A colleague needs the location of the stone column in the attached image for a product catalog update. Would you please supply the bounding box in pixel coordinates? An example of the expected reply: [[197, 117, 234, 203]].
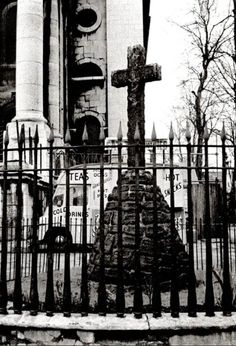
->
[[8, 0, 50, 168], [15, 0, 45, 123], [59, 1, 65, 140], [49, 0, 63, 146]]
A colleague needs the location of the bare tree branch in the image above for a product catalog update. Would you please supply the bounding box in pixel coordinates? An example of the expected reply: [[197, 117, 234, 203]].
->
[[175, 0, 232, 179]]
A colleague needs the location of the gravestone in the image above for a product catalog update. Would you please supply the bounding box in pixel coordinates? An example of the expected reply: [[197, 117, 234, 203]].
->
[[88, 45, 189, 289]]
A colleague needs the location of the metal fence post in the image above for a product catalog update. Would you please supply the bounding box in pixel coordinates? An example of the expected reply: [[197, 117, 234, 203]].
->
[[133, 122, 143, 319], [151, 123, 162, 317], [221, 123, 232, 315], [186, 122, 197, 317], [30, 125, 39, 315], [0, 127, 9, 314], [204, 126, 215, 317], [169, 123, 180, 318], [13, 124, 24, 314], [116, 122, 125, 317], [45, 127, 55, 316], [63, 128, 72, 317], [81, 124, 89, 316], [29, 127, 33, 165], [98, 126, 106, 316]]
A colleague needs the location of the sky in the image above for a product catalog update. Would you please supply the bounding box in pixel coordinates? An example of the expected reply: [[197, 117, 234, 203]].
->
[[145, 0, 232, 139], [145, 0, 192, 138]]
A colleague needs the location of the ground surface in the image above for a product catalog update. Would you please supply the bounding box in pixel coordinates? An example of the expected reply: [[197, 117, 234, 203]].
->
[[6, 267, 235, 313]]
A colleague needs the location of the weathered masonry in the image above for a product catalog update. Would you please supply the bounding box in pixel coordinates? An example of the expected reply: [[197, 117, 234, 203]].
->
[[0, 0, 151, 153]]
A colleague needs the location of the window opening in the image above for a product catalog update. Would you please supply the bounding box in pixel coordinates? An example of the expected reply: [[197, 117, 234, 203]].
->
[[77, 9, 97, 28], [76, 5, 101, 33], [71, 63, 104, 83], [5, 5, 16, 64]]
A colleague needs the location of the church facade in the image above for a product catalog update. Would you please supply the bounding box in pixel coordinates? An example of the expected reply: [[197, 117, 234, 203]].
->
[[0, 0, 150, 157]]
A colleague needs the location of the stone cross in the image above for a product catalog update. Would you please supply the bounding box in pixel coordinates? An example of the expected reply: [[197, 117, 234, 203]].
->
[[111, 45, 161, 167]]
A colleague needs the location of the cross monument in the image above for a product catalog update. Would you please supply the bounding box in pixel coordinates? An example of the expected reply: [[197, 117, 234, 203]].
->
[[112, 45, 162, 167]]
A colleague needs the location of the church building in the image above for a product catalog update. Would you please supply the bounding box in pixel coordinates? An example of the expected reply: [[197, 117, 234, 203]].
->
[[0, 0, 151, 159]]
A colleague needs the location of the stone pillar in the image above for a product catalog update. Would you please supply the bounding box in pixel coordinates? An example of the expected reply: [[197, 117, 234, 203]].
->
[[15, 0, 45, 123], [59, 1, 65, 140], [8, 0, 50, 168], [49, 0, 63, 146]]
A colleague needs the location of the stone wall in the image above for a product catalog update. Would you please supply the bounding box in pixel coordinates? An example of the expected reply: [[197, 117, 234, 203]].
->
[[72, 0, 107, 131], [106, 0, 144, 138]]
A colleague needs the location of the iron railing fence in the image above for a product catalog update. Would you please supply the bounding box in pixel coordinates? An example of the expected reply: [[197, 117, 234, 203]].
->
[[3, 219, 236, 281], [0, 124, 235, 317]]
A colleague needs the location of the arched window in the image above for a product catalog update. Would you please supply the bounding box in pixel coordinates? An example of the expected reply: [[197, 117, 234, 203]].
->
[[71, 62, 104, 87], [74, 63, 103, 78], [73, 116, 101, 146], [0, 2, 17, 65], [70, 115, 103, 163]]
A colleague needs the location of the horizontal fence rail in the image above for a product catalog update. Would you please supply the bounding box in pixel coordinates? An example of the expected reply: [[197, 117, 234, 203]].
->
[[0, 124, 235, 318]]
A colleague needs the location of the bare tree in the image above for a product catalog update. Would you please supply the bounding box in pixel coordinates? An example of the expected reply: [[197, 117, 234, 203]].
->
[[177, 0, 232, 179], [212, 0, 236, 219]]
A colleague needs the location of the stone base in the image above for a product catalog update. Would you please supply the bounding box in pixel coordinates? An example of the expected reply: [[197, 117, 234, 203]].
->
[[0, 312, 235, 345], [89, 170, 189, 289]]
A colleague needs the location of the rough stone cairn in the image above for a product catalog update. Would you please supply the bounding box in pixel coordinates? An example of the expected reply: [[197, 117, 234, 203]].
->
[[89, 170, 189, 289]]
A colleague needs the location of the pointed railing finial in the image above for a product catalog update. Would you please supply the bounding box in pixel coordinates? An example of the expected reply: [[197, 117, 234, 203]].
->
[[20, 124, 25, 144], [34, 125, 39, 146], [4, 125, 9, 146], [99, 125, 105, 142], [186, 121, 191, 141], [117, 121, 123, 142], [169, 122, 174, 140], [65, 126, 71, 144], [82, 123, 88, 143], [203, 125, 209, 140], [48, 125, 54, 143], [134, 122, 140, 141], [221, 122, 226, 141], [151, 123, 157, 142]]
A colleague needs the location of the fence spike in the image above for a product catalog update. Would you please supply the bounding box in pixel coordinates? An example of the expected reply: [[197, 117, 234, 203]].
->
[[221, 122, 226, 141], [4, 126, 9, 146], [48, 126, 54, 143], [34, 125, 39, 146], [99, 125, 105, 142], [186, 121, 191, 141], [151, 123, 157, 141], [169, 122, 174, 140], [20, 124, 25, 144], [203, 125, 209, 140], [82, 123, 88, 143], [65, 126, 71, 144], [16, 120, 20, 144], [117, 121, 123, 141]]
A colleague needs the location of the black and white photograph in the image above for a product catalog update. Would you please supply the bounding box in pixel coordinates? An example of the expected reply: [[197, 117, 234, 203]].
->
[[0, 0, 235, 345]]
